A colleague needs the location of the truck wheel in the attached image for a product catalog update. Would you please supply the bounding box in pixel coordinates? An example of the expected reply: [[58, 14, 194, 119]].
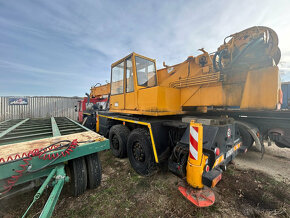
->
[[127, 128, 157, 176], [85, 153, 102, 189], [238, 126, 254, 148], [109, 125, 130, 158], [68, 157, 88, 196]]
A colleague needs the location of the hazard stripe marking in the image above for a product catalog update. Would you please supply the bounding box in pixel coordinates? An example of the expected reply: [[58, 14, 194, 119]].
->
[[189, 126, 199, 160]]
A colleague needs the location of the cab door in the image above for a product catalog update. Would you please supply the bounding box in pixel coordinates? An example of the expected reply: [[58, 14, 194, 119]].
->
[[124, 56, 137, 110]]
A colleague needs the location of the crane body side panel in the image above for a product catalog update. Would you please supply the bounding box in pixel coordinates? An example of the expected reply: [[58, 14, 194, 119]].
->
[[110, 86, 181, 116], [240, 66, 279, 109]]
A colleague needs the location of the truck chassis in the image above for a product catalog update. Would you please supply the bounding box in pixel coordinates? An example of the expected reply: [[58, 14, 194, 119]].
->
[[97, 111, 246, 206]]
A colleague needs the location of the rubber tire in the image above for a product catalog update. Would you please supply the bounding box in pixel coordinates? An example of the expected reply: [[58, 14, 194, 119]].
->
[[238, 125, 254, 148], [109, 125, 130, 158], [68, 157, 88, 197], [85, 153, 102, 189], [127, 128, 157, 176]]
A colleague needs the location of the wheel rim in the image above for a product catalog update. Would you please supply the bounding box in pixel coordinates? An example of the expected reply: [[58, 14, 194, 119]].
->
[[132, 142, 145, 162], [112, 135, 119, 150]]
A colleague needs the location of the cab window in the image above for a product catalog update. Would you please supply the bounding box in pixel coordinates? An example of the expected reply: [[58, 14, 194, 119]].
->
[[111, 61, 124, 95], [126, 58, 134, 92], [135, 56, 157, 87]]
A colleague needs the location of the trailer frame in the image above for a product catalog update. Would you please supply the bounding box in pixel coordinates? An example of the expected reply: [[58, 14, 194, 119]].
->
[[0, 117, 110, 217]]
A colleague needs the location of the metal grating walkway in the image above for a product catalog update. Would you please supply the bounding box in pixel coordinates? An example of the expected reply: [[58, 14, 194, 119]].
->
[[0, 117, 89, 146]]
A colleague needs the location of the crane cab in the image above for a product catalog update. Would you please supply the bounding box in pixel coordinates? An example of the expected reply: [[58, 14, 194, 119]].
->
[[109, 52, 181, 116]]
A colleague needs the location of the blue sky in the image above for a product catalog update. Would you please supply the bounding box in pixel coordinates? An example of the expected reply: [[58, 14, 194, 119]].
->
[[0, 0, 290, 96]]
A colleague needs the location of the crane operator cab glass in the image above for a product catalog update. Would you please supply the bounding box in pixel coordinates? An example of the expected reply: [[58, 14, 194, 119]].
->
[[110, 54, 157, 97], [111, 61, 124, 95], [135, 56, 157, 88], [110, 53, 181, 115]]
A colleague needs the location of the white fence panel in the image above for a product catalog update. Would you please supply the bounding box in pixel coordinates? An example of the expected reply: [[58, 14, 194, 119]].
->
[[0, 96, 82, 121]]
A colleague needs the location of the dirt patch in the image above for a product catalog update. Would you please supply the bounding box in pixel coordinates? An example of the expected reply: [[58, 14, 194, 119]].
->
[[235, 145, 290, 184], [0, 151, 289, 218], [216, 165, 290, 217]]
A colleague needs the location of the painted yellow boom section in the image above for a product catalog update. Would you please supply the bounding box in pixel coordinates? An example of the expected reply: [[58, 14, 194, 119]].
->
[[90, 83, 110, 98]]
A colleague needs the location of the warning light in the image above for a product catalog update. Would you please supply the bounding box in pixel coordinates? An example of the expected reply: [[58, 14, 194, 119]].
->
[[215, 148, 220, 156], [205, 165, 210, 172]]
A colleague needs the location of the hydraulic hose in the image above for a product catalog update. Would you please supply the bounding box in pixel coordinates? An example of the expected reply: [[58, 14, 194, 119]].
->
[[213, 37, 263, 72]]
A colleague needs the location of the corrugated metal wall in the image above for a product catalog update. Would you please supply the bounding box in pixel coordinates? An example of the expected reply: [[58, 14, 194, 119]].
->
[[0, 96, 82, 122]]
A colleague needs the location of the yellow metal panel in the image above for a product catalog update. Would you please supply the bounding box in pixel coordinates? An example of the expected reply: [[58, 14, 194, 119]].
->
[[110, 94, 124, 110], [186, 158, 206, 188], [222, 83, 243, 106], [156, 67, 169, 85], [137, 86, 180, 113], [159, 61, 190, 87], [110, 86, 181, 116], [125, 92, 137, 110], [157, 87, 181, 111], [96, 114, 100, 132], [137, 87, 158, 111], [240, 66, 279, 109], [181, 84, 224, 107]]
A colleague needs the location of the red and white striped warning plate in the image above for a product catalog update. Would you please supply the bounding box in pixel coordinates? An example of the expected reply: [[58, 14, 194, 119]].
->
[[189, 126, 199, 160]]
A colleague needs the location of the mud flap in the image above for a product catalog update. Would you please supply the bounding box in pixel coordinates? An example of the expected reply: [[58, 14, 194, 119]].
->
[[178, 185, 215, 207], [235, 121, 264, 158]]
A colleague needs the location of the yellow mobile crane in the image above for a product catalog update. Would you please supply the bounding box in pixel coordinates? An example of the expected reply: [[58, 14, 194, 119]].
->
[[96, 26, 282, 207]]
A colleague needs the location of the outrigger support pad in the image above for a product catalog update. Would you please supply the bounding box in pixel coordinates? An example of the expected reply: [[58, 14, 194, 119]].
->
[[178, 185, 215, 207]]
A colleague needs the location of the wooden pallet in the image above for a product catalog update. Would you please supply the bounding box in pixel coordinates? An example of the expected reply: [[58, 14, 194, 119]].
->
[[0, 130, 105, 161]]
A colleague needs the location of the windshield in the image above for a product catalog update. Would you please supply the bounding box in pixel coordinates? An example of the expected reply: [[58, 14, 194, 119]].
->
[[111, 61, 124, 95], [135, 56, 157, 87]]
